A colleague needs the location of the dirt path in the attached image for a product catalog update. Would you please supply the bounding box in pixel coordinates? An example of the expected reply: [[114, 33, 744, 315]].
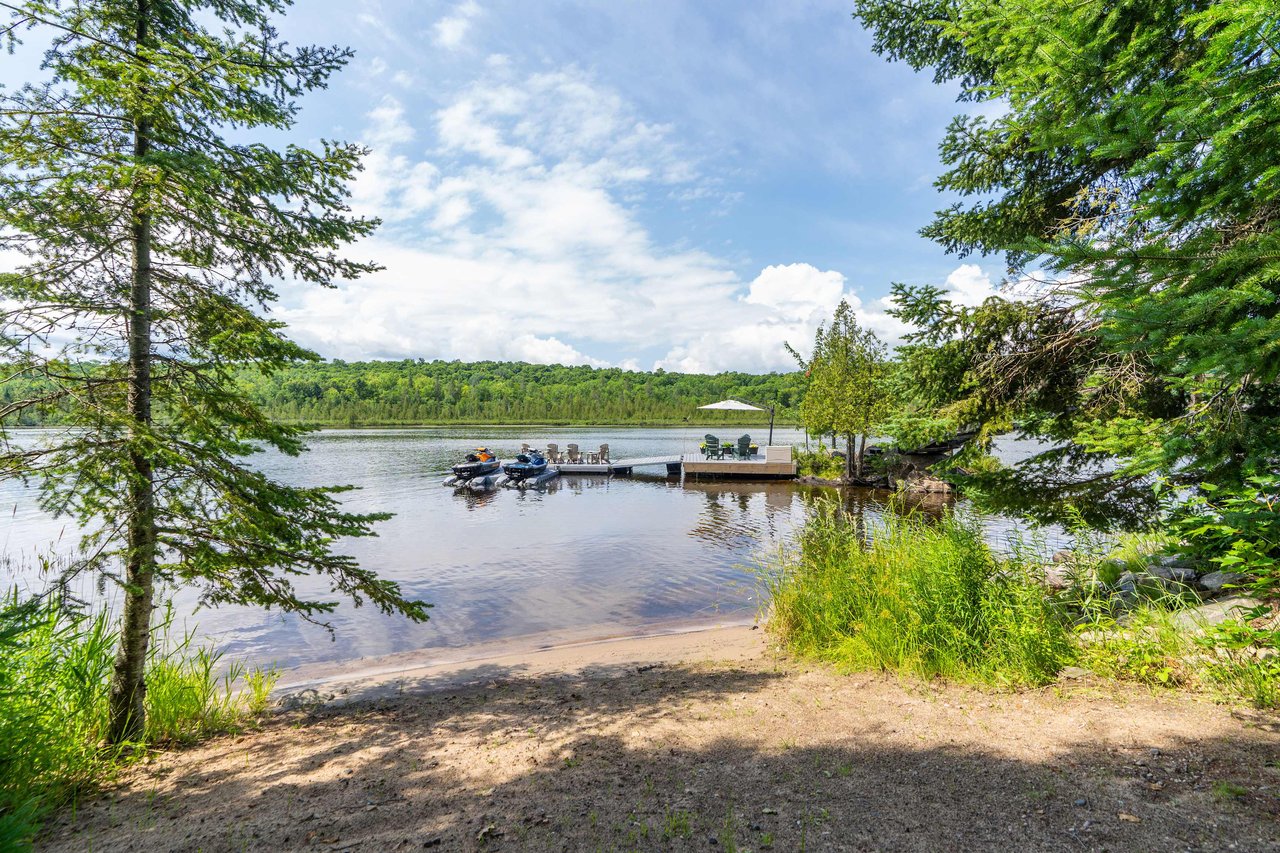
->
[[42, 628, 1280, 851]]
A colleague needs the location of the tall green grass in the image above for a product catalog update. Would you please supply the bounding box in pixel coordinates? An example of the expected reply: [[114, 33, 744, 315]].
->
[[0, 591, 279, 847], [764, 502, 1073, 686]]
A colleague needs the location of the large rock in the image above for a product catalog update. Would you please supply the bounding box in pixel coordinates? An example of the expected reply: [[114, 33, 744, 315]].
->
[[1199, 571, 1247, 593], [1043, 564, 1072, 590], [900, 469, 954, 494], [1116, 571, 1139, 589]]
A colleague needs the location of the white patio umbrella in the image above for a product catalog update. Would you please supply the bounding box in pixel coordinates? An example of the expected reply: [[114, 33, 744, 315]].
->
[[697, 398, 775, 446]]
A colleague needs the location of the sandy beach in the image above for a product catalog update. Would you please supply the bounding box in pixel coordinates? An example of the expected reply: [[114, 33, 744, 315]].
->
[[42, 625, 1280, 851]]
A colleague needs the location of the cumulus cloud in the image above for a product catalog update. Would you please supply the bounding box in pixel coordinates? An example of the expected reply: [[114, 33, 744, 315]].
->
[[277, 66, 997, 374], [941, 263, 999, 306], [745, 263, 848, 320], [433, 0, 482, 50]]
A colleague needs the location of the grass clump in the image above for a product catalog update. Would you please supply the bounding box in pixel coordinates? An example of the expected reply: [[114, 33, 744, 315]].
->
[[0, 591, 279, 848], [792, 445, 846, 480], [765, 501, 1072, 687]]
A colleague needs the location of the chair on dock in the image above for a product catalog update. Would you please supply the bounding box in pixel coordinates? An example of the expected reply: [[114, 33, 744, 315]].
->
[[736, 434, 752, 460], [597, 443, 609, 463], [520, 443, 530, 454], [704, 434, 723, 459], [546, 443, 560, 463], [566, 443, 581, 463]]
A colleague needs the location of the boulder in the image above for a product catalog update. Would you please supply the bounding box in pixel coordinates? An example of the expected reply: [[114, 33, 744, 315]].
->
[[1150, 553, 1194, 570], [1199, 571, 1247, 594], [1168, 567, 1198, 586], [1043, 565, 1072, 590], [900, 469, 954, 495]]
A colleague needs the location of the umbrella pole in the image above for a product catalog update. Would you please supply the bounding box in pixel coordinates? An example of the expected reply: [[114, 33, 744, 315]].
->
[[768, 407, 774, 446]]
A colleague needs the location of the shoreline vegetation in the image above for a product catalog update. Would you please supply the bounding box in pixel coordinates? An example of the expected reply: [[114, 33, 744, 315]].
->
[[0, 594, 280, 846]]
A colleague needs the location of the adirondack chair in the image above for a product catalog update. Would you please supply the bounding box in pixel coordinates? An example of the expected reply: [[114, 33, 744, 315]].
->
[[546, 443, 560, 463], [566, 443, 581, 463], [597, 443, 609, 463], [704, 434, 723, 459], [736, 434, 753, 459]]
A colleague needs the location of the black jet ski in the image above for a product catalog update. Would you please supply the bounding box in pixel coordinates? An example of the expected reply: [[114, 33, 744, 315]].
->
[[503, 451, 548, 482], [452, 447, 500, 480]]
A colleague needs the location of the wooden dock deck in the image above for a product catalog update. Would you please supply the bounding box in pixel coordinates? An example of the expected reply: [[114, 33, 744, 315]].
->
[[552, 450, 796, 480], [680, 452, 796, 479], [556, 456, 681, 476]]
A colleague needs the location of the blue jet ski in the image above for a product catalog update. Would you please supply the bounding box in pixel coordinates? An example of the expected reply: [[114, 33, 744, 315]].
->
[[452, 447, 500, 480], [502, 451, 548, 482]]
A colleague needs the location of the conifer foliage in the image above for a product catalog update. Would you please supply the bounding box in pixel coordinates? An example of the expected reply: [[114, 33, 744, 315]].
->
[[0, 0, 428, 742], [856, 0, 1280, 525]]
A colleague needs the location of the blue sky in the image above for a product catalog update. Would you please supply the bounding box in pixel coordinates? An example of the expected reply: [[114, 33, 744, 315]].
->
[[5, 0, 1007, 373]]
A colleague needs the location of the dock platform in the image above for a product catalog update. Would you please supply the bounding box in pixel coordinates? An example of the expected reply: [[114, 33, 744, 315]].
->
[[680, 452, 796, 480], [556, 456, 682, 476], [551, 448, 796, 480]]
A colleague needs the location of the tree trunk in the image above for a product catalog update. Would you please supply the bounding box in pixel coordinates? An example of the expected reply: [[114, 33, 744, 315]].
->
[[845, 432, 854, 480], [856, 433, 867, 480], [108, 0, 156, 745]]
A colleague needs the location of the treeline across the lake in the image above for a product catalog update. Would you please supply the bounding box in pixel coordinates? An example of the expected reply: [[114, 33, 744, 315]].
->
[[242, 360, 805, 425], [1, 360, 807, 427]]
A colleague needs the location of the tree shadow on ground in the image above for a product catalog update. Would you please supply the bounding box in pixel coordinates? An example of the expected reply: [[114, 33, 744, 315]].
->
[[42, 660, 1280, 852]]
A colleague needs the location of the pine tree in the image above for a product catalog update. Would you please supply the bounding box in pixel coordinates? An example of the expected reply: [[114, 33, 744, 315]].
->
[[0, 0, 429, 743]]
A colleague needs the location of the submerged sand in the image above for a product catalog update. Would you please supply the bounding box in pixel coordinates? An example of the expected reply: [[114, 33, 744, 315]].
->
[[42, 626, 1280, 851]]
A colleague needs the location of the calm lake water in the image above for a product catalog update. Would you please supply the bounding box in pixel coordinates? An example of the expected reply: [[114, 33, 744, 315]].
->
[[0, 426, 1057, 670]]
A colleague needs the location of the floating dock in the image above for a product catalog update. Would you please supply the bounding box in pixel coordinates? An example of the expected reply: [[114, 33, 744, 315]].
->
[[553, 448, 796, 480], [680, 452, 796, 480], [556, 456, 683, 476]]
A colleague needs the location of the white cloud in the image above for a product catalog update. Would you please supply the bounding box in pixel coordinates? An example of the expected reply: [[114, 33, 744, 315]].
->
[[942, 263, 999, 307], [745, 263, 848, 320], [277, 67, 925, 374], [433, 0, 482, 50], [365, 96, 415, 148]]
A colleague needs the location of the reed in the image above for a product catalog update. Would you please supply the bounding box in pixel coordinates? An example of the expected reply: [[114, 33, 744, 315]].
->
[[0, 590, 278, 847], [764, 501, 1073, 686]]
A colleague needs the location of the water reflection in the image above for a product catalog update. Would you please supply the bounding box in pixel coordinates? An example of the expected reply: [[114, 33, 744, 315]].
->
[[684, 481, 800, 551], [1, 426, 1062, 668], [454, 487, 505, 509]]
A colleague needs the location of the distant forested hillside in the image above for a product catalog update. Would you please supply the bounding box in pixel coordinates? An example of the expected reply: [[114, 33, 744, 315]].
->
[[240, 360, 804, 425], [1, 360, 805, 426]]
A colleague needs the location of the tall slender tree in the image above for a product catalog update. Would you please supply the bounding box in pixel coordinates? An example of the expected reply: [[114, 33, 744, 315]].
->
[[0, 0, 429, 743]]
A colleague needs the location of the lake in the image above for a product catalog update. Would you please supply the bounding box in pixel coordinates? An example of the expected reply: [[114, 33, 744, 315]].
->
[[0, 426, 1055, 670]]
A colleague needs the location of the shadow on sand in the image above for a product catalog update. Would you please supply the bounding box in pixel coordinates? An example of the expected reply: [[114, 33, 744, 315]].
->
[[43, 660, 1280, 852]]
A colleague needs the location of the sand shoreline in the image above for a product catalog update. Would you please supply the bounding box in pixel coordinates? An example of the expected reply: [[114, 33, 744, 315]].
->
[[274, 618, 766, 705], [45, 628, 1280, 852]]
